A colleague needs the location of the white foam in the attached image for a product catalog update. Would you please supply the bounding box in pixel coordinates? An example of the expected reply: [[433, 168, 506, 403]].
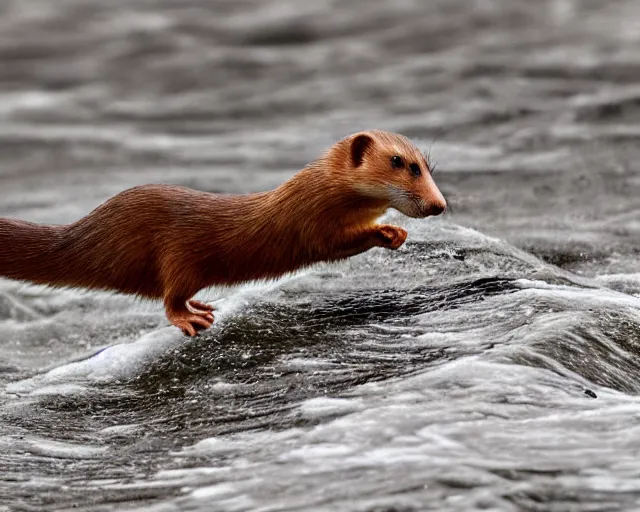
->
[[191, 483, 240, 500], [515, 279, 640, 308], [283, 442, 355, 460], [98, 424, 144, 437], [6, 277, 301, 394], [6, 327, 179, 393], [155, 467, 231, 482], [184, 437, 241, 456], [297, 397, 365, 420], [28, 384, 88, 396], [22, 438, 108, 459], [177, 429, 302, 458]]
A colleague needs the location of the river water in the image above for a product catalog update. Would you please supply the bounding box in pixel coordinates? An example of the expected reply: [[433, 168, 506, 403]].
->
[[2, 1, 640, 510]]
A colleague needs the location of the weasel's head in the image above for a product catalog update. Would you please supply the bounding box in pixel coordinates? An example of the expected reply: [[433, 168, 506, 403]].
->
[[339, 130, 447, 219]]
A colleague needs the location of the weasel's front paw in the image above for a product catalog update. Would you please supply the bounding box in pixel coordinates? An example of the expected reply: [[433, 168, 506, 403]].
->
[[375, 225, 408, 250]]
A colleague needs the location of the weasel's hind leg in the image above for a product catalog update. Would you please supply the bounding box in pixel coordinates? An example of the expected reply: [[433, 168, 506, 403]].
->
[[165, 295, 215, 337], [187, 299, 215, 315]]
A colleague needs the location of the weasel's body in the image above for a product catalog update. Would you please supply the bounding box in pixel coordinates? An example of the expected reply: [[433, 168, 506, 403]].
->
[[0, 130, 446, 335]]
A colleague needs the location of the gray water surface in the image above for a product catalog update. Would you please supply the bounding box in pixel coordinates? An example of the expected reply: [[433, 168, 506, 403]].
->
[[2, 1, 640, 511]]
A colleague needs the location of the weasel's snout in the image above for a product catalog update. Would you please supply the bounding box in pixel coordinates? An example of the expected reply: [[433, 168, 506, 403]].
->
[[388, 185, 447, 219], [423, 198, 446, 217]]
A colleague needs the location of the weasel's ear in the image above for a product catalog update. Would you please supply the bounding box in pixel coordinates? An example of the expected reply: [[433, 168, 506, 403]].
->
[[350, 133, 374, 168]]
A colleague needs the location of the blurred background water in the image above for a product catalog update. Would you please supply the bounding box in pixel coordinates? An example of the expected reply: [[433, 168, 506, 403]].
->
[[2, 0, 640, 510]]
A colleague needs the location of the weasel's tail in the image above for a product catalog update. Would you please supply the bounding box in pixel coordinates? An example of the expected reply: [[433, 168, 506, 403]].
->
[[0, 218, 67, 287]]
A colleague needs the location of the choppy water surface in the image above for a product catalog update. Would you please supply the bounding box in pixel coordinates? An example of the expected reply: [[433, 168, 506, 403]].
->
[[2, 1, 640, 510]]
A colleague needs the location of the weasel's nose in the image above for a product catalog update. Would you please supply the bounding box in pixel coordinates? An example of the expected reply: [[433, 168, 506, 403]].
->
[[425, 199, 446, 217]]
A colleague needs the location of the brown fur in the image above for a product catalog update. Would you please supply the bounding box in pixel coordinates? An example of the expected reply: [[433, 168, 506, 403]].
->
[[0, 130, 446, 336]]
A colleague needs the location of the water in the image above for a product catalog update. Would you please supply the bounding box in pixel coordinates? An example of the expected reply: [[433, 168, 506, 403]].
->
[[2, 0, 640, 510]]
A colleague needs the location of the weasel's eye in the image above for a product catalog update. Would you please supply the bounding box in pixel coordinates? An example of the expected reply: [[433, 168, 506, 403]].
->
[[409, 163, 421, 177], [391, 155, 404, 168]]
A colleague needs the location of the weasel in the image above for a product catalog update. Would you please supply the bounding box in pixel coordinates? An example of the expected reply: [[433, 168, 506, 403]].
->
[[0, 130, 447, 336]]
